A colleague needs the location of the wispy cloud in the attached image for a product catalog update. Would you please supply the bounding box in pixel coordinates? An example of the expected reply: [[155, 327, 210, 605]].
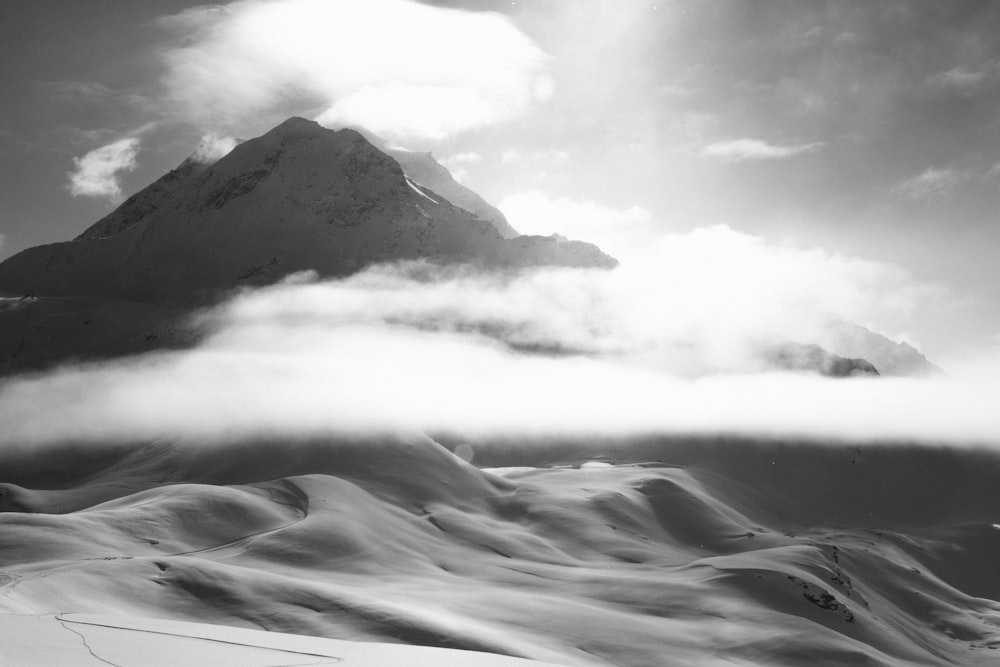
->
[[441, 152, 482, 166], [926, 67, 988, 96], [158, 0, 550, 141], [983, 160, 1000, 180], [67, 137, 141, 201], [37, 80, 153, 114], [439, 152, 482, 183], [702, 138, 823, 162], [190, 134, 240, 164], [500, 148, 571, 165], [897, 167, 962, 200]]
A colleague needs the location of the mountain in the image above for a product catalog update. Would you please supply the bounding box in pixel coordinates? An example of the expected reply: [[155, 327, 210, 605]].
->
[[74, 156, 210, 242], [763, 341, 880, 378], [353, 129, 518, 239], [387, 148, 518, 238], [0, 118, 935, 379], [823, 321, 944, 377], [0, 117, 613, 305], [0, 117, 617, 373]]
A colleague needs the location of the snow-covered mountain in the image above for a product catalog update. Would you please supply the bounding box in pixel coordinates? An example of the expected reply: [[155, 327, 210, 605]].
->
[[0, 118, 939, 378], [0, 117, 613, 304]]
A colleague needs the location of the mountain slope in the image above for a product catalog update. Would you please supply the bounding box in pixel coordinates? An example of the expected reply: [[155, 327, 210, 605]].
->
[[352, 127, 518, 238], [75, 157, 209, 241], [0, 118, 613, 304], [824, 322, 943, 377], [2, 434, 999, 665], [386, 147, 519, 238]]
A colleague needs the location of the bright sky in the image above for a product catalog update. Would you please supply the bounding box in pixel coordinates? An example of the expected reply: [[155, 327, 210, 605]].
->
[[2, 0, 999, 359]]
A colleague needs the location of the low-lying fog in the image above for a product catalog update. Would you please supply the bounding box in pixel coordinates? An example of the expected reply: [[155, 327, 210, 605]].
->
[[2, 226, 997, 448]]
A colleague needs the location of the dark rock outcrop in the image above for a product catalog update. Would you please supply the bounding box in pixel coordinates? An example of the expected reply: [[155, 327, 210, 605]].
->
[[764, 342, 880, 378]]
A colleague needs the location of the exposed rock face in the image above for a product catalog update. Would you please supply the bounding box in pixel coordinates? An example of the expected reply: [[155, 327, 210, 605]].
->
[[0, 117, 614, 305], [764, 342, 880, 378]]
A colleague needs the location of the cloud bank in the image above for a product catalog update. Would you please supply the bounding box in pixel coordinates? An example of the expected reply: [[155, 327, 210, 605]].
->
[[67, 137, 141, 201], [158, 0, 550, 141], [2, 227, 979, 449]]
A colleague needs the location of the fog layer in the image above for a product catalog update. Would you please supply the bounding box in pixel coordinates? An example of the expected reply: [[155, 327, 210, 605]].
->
[[2, 227, 996, 447]]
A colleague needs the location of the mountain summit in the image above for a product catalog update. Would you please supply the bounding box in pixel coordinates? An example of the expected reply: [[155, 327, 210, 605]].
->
[[0, 117, 614, 304]]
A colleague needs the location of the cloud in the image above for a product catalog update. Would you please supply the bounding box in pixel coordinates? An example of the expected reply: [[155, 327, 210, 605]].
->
[[190, 134, 241, 164], [441, 152, 482, 166], [499, 191, 653, 258], [500, 148, 571, 165], [158, 0, 549, 141], [0, 225, 960, 448], [67, 137, 141, 201], [897, 167, 962, 199], [439, 152, 482, 183], [926, 67, 987, 95], [702, 138, 823, 162], [37, 80, 154, 115]]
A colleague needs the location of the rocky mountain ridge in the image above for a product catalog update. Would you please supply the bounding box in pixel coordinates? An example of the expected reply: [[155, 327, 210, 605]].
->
[[0, 117, 613, 305]]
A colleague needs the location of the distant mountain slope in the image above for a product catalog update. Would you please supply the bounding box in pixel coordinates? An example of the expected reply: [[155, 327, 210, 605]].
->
[[0, 118, 613, 304], [824, 322, 943, 377], [353, 127, 518, 238], [386, 147, 519, 238]]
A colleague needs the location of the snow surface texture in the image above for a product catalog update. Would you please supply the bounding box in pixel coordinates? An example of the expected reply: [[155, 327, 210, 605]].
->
[[2, 434, 999, 666], [0, 613, 555, 666]]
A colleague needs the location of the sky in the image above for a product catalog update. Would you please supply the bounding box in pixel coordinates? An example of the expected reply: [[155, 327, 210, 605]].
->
[[2, 0, 1000, 359]]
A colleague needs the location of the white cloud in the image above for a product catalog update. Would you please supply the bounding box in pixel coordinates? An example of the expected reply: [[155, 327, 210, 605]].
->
[[159, 0, 549, 141], [702, 138, 823, 162], [190, 134, 240, 164], [500, 148, 571, 165], [499, 191, 653, 257], [0, 248, 981, 449], [927, 67, 987, 95], [898, 167, 962, 199], [67, 137, 141, 201], [441, 152, 482, 166], [500, 148, 522, 164], [439, 152, 482, 183]]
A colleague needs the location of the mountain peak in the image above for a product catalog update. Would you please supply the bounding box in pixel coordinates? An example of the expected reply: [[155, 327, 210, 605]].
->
[[269, 115, 324, 135], [0, 117, 616, 304], [262, 117, 370, 149]]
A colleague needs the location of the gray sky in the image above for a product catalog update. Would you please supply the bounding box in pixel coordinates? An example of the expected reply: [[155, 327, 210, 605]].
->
[[2, 0, 999, 358]]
